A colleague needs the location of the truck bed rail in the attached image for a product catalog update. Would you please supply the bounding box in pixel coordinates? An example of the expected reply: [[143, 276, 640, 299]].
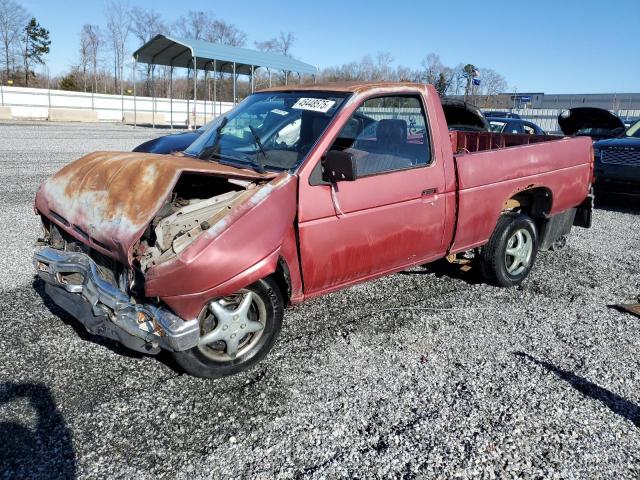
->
[[450, 131, 562, 155]]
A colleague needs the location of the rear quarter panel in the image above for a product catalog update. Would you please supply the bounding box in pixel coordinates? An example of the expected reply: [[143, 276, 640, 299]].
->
[[451, 136, 593, 253]]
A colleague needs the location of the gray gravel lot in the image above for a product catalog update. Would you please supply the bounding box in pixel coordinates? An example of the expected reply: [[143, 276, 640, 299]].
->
[[0, 120, 639, 479]]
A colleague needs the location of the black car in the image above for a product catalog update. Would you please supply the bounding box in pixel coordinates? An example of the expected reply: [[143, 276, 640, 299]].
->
[[132, 118, 222, 154], [593, 118, 640, 196], [484, 110, 522, 119], [557, 107, 625, 141], [488, 118, 546, 135]]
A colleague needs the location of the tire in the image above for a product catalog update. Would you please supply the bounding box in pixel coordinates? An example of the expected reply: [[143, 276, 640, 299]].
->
[[172, 277, 283, 379], [479, 212, 538, 287]]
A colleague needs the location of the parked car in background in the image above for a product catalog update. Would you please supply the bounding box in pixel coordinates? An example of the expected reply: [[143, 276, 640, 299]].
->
[[593, 118, 640, 196], [441, 99, 490, 131], [33, 82, 594, 379], [133, 123, 212, 154], [558, 107, 625, 141], [622, 117, 640, 128], [488, 118, 546, 135], [484, 111, 521, 119]]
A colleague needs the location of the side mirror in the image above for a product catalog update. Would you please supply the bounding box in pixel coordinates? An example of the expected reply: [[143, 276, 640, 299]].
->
[[322, 150, 357, 183]]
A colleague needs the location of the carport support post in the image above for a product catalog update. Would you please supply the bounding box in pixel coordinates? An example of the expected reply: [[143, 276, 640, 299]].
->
[[133, 56, 137, 127], [151, 64, 155, 129], [213, 60, 217, 118], [169, 66, 173, 130], [268, 69, 272, 88], [204, 68, 208, 122], [251, 65, 254, 93], [193, 56, 198, 128], [233, 62, 237, 105]]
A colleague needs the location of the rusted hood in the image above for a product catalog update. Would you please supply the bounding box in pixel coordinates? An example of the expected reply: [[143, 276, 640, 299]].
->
[[35, 151, 276, 263]]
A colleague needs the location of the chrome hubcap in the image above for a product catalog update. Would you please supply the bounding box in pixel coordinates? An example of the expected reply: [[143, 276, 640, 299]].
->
[[197, 290, 265, 361], [505, 228, 533, 276]]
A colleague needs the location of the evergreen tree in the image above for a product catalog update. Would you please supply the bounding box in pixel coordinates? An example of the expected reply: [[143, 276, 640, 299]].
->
[[22, 17, 50, 86]]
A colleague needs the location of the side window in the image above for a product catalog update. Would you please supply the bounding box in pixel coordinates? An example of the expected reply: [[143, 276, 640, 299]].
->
[[507, 122, 522, 134], [522, 123, 536, 135], [330, 96, 431, 177]]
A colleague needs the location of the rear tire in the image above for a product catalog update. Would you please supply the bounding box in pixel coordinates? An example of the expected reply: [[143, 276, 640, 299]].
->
[[479, 213, 538, 287], [172, 277, 283, 379]]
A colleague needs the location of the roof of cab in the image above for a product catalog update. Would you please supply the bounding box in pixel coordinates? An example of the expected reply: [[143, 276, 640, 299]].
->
[[259, 81, 429, 94]]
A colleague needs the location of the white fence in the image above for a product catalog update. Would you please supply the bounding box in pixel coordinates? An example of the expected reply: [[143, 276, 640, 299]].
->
[[0, 85, 233, 126]]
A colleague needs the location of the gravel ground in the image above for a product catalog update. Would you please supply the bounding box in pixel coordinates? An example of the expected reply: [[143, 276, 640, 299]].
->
[[0, 120, 639, 479]]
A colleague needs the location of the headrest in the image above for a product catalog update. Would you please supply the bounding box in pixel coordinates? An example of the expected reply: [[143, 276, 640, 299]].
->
[[376, 119, 407, 145], [311, 116, 331, 139]]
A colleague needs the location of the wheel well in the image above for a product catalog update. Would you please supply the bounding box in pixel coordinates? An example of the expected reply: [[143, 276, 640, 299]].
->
[[502, 187, 553, 229], [270, 257, 292, 306]]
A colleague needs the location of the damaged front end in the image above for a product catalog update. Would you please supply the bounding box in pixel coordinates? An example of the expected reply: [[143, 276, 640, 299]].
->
[[134, 174, 261, 272], [33, 151, 296, 354], [34, 246, 199, 353]]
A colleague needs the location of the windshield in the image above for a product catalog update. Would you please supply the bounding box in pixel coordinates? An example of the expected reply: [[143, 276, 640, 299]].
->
[[185, 91, 350, 171], [625, 119, 640, 138], [490, 121, 507, 133]]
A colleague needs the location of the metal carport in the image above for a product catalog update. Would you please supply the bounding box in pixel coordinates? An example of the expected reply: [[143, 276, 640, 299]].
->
[[132, 34, 318, 128]]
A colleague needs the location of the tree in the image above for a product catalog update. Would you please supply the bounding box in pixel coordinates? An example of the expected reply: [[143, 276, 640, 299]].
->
[[421, 53, 443, 84], [81, 24, 102, 94], [105, 1, 131, 94], [79, 26, 92, 91], [434, 72, 449, 96], [0, 0, 28, 83], [255, 31, 295, 83], [59, 70, 80, 91], [22, 17, 50, 86], [130, 7, 165, 96], [174, 11, 210, 40], [462, 64, 476, 99], [375, 52, 394, 80], [255, 31, 294, 56], [205, 20, 246, 46], [478, 68, 507, 96], [130, 7, 165, 43]]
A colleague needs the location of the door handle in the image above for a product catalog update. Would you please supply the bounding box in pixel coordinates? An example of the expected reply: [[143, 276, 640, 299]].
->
[[421, 188, 437, 196]]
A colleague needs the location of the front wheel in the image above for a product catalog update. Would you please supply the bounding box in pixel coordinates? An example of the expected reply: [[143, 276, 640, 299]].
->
[[479, 213, 538, 287], [172, 277, 283, 379]]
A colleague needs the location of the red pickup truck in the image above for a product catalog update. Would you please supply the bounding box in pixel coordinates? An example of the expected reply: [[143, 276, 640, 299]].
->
[[33, 82, 594, 378]]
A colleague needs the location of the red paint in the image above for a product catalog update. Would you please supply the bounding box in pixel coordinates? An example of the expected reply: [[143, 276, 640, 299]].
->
[[36, 82, 594, 322]]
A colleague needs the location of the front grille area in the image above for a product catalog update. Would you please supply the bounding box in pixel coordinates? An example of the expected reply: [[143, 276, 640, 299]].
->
[[600, 148, 640, 166], [47, 221, 126, 290], [91, 249, 123, 288]]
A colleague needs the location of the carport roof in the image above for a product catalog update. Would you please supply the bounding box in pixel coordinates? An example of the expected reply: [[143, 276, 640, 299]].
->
[[132, 34, 318, 75]]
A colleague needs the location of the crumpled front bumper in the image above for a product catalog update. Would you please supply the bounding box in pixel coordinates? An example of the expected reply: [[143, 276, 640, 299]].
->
[[33, 247, 200, 354]]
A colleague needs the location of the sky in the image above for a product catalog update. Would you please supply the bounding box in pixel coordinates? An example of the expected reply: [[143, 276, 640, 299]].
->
[[18, 0, 640, 94]]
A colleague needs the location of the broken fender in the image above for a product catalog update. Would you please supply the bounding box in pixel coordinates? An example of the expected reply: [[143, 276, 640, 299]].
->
[[144, 173, 298, 301]]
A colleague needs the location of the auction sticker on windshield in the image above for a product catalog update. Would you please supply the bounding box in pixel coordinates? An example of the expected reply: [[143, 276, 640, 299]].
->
[[292, 98, 336, 113]]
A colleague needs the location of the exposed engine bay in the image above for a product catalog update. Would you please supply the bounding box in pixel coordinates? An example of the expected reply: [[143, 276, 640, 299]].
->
[[134, 173, 265, 271]]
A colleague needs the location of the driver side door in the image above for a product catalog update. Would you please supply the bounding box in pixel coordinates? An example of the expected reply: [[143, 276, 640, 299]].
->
[[297, 94, 447, 295]]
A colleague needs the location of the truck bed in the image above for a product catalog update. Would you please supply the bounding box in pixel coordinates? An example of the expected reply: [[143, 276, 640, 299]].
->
[[450, 130, 561, 155], [448, 134, 594, 254]]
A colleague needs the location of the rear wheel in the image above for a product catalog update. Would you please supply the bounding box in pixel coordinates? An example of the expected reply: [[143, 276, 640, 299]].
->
[[173, 277, 283, 379], [479, 213, 538, 287]]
